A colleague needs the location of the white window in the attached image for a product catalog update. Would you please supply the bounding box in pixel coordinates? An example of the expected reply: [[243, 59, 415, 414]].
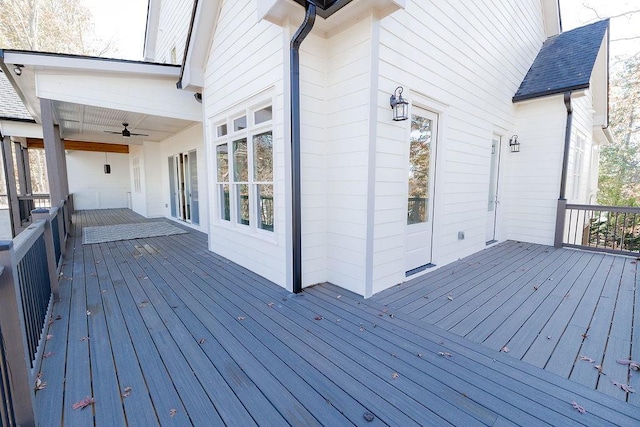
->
[[132, 156, 142, 193], [214, 103, 273, 232], [570, 132, 586, 200]]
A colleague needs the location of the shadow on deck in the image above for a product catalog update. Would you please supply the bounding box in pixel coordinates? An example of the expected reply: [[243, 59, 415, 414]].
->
[[36, 210, 640, 426]]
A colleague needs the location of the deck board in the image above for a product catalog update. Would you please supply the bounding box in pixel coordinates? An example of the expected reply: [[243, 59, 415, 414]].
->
[[33, 209, 640, 426]]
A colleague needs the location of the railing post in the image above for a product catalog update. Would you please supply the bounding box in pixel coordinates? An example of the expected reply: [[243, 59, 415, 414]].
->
[[56, 203, 66, 256], [554, 199, 567, 248], [31, 210, 60, 302], [0, 241, 37, 427]]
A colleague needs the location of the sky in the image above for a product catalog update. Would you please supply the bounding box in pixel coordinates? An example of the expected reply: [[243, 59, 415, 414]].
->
[[560, 0, 640, 62], [83, 0, 148, 60]]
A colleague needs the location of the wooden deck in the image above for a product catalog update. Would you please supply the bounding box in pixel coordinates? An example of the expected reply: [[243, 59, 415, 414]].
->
[[35, 210, 640, 426], [372, 240, 640, 406]]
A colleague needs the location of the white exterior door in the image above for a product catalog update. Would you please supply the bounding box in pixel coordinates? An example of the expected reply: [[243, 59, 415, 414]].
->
[[486, 136, 501, 243], [405, 108, 438, 274]]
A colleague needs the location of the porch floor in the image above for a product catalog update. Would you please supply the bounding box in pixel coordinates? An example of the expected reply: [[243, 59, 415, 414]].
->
[[372, 240, 640, 406], [35, 210, 639, 426]]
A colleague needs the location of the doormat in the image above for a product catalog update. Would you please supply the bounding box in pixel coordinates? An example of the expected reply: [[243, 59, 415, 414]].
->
[[83, 222, 188, 245]]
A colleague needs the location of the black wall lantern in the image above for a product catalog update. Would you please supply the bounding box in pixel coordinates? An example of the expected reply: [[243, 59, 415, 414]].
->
[[509, 135, 520, 153], [104, 152, 111, 174], [390, 86, 409, 121]]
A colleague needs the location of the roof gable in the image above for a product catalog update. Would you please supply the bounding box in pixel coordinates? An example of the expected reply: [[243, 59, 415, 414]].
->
[[513, 19, 609, 102]]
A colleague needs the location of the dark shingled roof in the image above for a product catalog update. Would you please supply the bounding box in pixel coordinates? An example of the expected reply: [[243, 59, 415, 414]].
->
[[513, 19, 609, 102], [0, 71, 33, 121]]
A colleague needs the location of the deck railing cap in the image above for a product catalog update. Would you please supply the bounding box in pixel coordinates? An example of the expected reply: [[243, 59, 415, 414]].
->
[[0, 240, 13, 251]]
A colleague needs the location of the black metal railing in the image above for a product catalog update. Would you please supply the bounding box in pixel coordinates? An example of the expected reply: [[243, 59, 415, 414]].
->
[[564, 204, 640, 255], [0, 204, 67, 426]]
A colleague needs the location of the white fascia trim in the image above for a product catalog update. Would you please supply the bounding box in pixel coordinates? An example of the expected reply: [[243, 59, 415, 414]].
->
[[144, 0, 162, 61], [180, 0, 221, 91], [2, 51, 180, 77]]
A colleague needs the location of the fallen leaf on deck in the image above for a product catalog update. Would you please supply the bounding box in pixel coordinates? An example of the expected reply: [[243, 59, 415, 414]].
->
[[314, 316, 323, 321], [336, 295, 342, 299], [417, 353, 424, 358], [547, 336, 552, 340], [122, 386, 132, 398], [578, 355, 595, 363], [582, 333, 589, 339], [447, 295, 454, 301], [363, 411, 375, 422], [43, 352, 55, 359], [198, 338, 206, 344], [571, 401, 586, 414], [80, 336, 89, 341], [500, 346, 510, 353], [35, 376, 46, 391], [267, 302, 274, 307], [46, 334, 53, 341], [237, 316, 246, 321], [612, 381, 635, 393], [138, 301, 148, 308], [55, 315, 62, 320], [359, 326, 365, 332], [617, 359, 640, 370], [72, 397, 95, 410], [391, 372, 399, 379], [169, 409, 177, 417], [438, 352, 452, 357], [86, 310, 91, 316], [101, 290, 107, 293], [533, 286, 539, 291], [594, 365, 604, 373]]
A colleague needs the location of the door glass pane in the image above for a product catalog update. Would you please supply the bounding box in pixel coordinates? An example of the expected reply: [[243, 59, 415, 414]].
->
[[219, 184, 230, 221], [407, 114, 432, 224], [257, 184, 274, 232], [236, 184, 250, 225], [216, 144, 228, 182], [168, 157, 176, 217], [253, 132, 273, 182], [217, 124, 227, 137], [488, 139, 499, 211], [189, 150, 199, 225], [233, 139, 248, 182]]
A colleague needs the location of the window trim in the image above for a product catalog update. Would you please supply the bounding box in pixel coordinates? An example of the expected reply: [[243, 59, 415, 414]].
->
[[212, 100, 275, 236]]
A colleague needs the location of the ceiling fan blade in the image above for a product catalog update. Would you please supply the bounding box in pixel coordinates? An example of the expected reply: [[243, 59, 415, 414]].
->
[[104, 131, 122, 134], [130, 132, 149, 136]]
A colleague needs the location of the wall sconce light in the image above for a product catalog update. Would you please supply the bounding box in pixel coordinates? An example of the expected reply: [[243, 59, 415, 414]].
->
[[13, 64, 24, 76], [390, 86, 409, 121], [104, 152, 111, 174], [509, 135, 520, 153]]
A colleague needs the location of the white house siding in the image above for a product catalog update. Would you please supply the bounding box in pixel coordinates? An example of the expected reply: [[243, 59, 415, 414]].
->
[[153, 0, 195, 64], [505, 96, 566, 245], [370, 0, 547, 293], [159, 124, 209, 233], [204, 0, 288, 287], [323, 18, 373, 294], [567, 91, 596, 204], [66, 151, 131, 210]]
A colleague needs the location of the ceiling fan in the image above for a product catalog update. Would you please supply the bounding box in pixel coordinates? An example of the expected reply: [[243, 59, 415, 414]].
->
[[104, 123, 149, 138]]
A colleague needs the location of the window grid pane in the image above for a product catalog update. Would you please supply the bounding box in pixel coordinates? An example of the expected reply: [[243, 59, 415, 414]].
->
[[407, 114, 431, 225], [257, 184, 274, 231], [216, 144, 229, 182], [236, 184, 250, 225], [219, 184, 230, 221], [233, 139, 248, 182], [253, 132, 273, 182]]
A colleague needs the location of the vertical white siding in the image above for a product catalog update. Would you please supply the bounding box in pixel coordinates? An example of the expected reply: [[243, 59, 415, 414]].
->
[[371, 0, 547, 293], [204, 0, 288, 287], [159, 124, 209, 233], [66, 151, 131, 210]]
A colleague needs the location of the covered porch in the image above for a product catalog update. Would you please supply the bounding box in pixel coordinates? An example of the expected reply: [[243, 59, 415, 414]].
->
[[20, 209, 640, 425]]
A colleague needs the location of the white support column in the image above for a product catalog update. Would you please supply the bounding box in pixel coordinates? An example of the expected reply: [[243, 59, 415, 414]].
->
[[2, 136, 21, 236], [40, 99, 67, 208]]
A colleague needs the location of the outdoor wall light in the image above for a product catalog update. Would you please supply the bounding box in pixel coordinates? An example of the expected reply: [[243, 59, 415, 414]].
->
[[13, 64, 24, 76], [390, 86, 409, 121], [509, 135, 520, 153], [104, 152, 111, 174]]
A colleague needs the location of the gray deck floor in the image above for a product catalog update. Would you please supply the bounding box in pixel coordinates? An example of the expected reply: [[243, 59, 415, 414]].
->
[[372, 240, 640, 406], [34, 210, 640, 426]]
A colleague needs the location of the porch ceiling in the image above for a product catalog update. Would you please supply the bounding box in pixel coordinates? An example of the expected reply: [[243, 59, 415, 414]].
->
[[52, 101, 195, 144], [0, 50, 201, 144]]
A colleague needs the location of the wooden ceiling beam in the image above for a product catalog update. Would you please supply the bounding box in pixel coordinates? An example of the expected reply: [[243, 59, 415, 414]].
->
[[26, 138, 129, 154]]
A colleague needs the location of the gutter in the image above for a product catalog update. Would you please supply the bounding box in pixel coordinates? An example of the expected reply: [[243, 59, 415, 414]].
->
[[290, 0, 316, 294], [554, 91, 573, 248]]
